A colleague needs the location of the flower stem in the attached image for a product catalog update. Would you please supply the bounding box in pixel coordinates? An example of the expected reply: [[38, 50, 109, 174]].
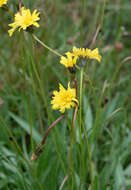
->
[[80, 0, 85, 45], [32, 34, 62, 57], [19, 0, 22, 15], [68, 106, 78, 188], [30, 115, 65, 161], [28, 35, 51, 120], [79, 68, 84, 145], [82, 122, 94, 189], [100, 0, 107, 28]]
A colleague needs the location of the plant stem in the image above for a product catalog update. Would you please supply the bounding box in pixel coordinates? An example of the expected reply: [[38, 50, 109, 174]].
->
[[80, 0, 85, 45], [41, 115, 65, 145], [100, 0, 107, 28], [19, 0, 22, 15], [33, 34, 62, 57], [30, 115, 65, 161], [30, 56, 50, 115], [23, 34, 51, 121], [68, 106, 78, 188], [27, 98, 34, 152], [79, 0, 85, 145], [79, 68, 84, 145], [82, 122, 94, 189]]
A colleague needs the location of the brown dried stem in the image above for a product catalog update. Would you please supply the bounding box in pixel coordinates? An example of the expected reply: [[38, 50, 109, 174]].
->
[[30, 115, 65, 161], [19, 0, 22, 15]]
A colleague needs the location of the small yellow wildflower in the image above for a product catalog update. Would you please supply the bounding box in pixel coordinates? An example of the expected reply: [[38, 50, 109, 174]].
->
[[72, 46, 87, 58], [51, 82, 78, 113], [86, 48, 102, 62], [72, 46, 102, 62], [60, 46, 101, 68], [60, 52, 77, 68], [8, 7, 40, 37], [0, 0, 7, 7]]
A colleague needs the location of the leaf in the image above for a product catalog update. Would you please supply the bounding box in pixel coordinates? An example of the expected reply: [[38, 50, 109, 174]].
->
[[8, 112, 42, 143], [115, 160, 125, 189], [124, 165, 131, 177], [75, 172, 80, 187]]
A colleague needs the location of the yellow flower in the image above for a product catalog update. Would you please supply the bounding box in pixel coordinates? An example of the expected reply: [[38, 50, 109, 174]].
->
[[0, 0, 7, 7], [8, 7, 40, 37], [60, 52, 77, 68], [86, 48, 102, 62], [72, 46, 87, 58], [51, 82, 78, 113], [60, 47, 101, 68], [72, 46, 102, 62]]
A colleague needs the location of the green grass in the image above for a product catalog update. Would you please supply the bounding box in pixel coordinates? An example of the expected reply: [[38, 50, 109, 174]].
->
[[0, 0, 131, 189]]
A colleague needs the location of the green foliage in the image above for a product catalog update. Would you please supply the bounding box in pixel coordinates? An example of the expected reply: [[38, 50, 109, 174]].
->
[[0, 0, 131, 190]]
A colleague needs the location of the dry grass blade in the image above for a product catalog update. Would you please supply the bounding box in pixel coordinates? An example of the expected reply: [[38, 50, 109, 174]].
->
[[59, 175, 69, 190]]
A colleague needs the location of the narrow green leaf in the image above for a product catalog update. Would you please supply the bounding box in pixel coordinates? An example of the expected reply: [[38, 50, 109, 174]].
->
[[8, 112, 42, 143]]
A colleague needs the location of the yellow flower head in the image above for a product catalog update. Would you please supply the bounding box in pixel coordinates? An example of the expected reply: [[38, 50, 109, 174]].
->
[[51, 82, 78, 113], [60, 52, 77, 68], [0, 0, 7, 7], [72, 47, 87, 58], [72, 46, 102, 62], [86, 48, 102, 62], [60, 46, 102, 68], [8, 7, 40, 37]]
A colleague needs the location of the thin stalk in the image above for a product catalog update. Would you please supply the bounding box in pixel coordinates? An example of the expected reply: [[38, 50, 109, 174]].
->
[[32, 34, 62, 57], [30, 115, 65, 161], [68, 106, 78, 189], [22, 34, 50, 119], [79, 67, 85, 187], [59, 175, 69, 190], [80, 0, 86, 45], [82, 122, 94, 189], [79, 0, 85, 147], [30, 114, 67, 175], [79, 68, 84, 145], [30, 35, 45, 135], [19, 0, 22, 15], [30, 57, 50, 116], [26, 98, 34, 152], [100, 0, 107, 28], [41, 115, 65, 145], [28, 66, 44, 135]]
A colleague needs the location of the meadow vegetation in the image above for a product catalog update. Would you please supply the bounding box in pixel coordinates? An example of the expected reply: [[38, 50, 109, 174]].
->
[[0, 0, 131, 189]]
